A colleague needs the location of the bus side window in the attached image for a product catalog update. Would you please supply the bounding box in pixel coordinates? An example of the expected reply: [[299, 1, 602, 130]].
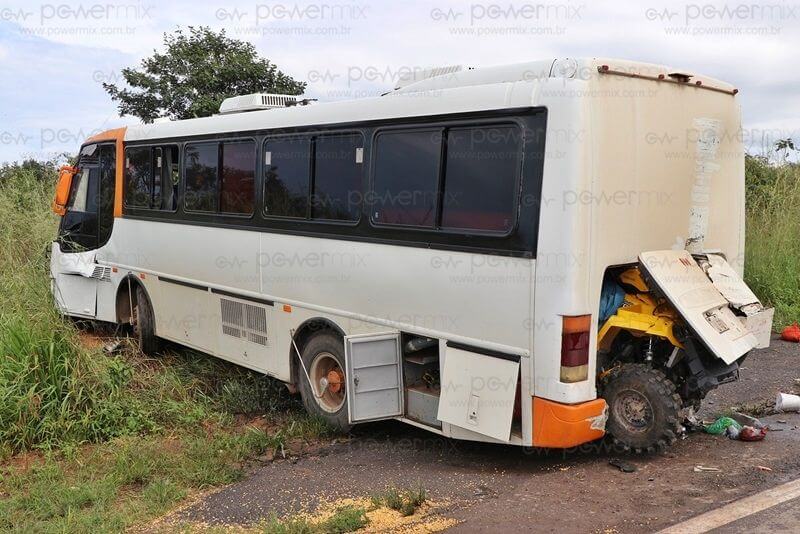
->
[[440, 126, 520, 233], [220, 141, 256, 215], [312, 134, 362, 222], [263, 137, 311, 218], [371, 129, 441, 227], [184, 143, 220, 212], [124, 147, 152, 208]]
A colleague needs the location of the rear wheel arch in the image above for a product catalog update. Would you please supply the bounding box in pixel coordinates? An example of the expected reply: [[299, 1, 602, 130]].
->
[[289, 318, 346, 388]]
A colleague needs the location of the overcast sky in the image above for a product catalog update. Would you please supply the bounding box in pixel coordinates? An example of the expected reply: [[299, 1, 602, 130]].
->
[[0, 0, 798, 163]]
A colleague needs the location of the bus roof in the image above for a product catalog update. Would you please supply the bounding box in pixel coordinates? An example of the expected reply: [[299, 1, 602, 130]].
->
[[122, 57, 735, 143]]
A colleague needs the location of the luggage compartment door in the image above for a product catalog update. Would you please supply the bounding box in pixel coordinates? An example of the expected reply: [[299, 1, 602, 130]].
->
[[345, 332, 404, 423], [437, 343, 520, 442]]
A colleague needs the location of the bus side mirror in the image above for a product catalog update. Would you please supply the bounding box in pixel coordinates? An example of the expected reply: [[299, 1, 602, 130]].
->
[[52, 165, 77, 216]]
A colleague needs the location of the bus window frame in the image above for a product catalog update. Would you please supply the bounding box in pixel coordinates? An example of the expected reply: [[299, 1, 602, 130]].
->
[[118, 108, 546, 260], [183, 136, 257, 220], [261, 129, 365, 227], [123, 143, 181, 213], [367, 118, 524, 239]]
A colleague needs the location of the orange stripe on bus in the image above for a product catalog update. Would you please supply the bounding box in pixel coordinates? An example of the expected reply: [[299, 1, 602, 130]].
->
[[86, 127, 127, 217]]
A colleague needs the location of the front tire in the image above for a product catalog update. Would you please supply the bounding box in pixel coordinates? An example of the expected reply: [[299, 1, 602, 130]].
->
[[601, 363, 682, 453], [297, 333, 351, 432], [133, 285, 159, 355]]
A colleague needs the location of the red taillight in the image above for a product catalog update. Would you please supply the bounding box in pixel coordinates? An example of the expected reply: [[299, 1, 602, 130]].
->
[[560, 315, 591, 383]]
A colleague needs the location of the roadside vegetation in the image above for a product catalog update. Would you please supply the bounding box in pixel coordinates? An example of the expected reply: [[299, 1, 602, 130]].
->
[[0, 149, 797, 531], [0, 161, 332, 531], [743, 155, 800, 328]]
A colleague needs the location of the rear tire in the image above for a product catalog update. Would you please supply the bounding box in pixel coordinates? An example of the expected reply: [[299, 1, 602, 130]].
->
[[601, 363, 682, 453], [133, 285, 159, 355], [297, 333, 351, 432]]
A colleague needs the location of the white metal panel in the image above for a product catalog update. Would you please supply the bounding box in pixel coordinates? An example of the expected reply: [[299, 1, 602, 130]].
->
[[50, 243, 97, 317], [52, 274, 96, 317], [532, 58, 744, 405], [640, 250, 757, 364], [345, 333, 403, 423], [437, 346, 519, 442], [156, 281, 217, 354]]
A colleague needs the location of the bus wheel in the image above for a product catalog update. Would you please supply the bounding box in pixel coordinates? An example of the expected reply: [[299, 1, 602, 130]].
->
[[133, 285, 160, 355], [298, 333, 351, 432], [601, 363, 681, 453]]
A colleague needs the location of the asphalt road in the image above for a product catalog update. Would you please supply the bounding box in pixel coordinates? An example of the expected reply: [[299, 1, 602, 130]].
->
[[166, 338, 800, 533]]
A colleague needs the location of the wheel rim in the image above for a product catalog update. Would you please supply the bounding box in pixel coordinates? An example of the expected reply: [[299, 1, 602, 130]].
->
[[308, 351, 346, 413], [612, 389, 654, 433]]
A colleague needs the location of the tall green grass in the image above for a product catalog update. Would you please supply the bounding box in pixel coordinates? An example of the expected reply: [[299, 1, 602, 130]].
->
[[0, 161, 320, 456], [0, 164, 142, 454], [743, 156, 800, 328]]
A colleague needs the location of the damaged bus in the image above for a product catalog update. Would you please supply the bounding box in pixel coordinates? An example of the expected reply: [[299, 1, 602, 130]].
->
[[50, 58, 773, 452]]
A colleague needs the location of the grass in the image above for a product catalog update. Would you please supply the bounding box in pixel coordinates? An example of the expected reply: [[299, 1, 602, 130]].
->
[[0, 161, 333, 531], [743, 156, 800, 328], [371, 485, 427, 517]]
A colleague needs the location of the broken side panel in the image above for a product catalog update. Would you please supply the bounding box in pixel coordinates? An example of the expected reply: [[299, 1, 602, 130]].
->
[[639, 250, 758, 364], [702, 253, 774, 349], [437, 343, 519, 442]]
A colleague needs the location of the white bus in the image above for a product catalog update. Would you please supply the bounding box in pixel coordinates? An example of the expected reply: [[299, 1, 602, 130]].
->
[[51, 58, 772, 452]]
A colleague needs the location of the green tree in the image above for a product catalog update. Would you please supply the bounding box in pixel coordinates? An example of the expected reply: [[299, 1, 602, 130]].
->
[[775, 138, 796, 161], [103, 26, 306, 123]]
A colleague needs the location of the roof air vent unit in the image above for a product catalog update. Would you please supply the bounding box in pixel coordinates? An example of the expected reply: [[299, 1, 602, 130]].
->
[[219, 93, 298, 114]]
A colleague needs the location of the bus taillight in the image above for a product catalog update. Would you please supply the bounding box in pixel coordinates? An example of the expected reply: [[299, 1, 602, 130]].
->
[[560, 315, 591, 383]]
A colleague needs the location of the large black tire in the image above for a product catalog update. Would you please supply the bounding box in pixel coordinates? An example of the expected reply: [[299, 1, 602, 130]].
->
[[297, 333, 351, 432], [133, 285, 160, 355], [601, 363, 682, 453]]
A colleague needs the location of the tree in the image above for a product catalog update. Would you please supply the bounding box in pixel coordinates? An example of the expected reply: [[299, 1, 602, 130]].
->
[[775, 138, 796, 161], [103, 27, 306, 123]]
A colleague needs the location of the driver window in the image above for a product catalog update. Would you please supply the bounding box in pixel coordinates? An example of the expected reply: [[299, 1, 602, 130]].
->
[[67, 169, 88, 211]]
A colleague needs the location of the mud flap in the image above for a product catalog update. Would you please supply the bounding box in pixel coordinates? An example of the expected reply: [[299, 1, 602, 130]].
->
[[437, 343, 520, 442]]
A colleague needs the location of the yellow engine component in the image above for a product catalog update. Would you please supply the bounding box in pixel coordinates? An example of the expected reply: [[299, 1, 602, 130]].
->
[[598, 268, 683, 351]]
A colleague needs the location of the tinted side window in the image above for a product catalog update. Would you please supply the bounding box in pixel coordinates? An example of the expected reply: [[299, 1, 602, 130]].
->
[[220, 141, 256, 215], [185, 143, 219, 212], [441, 126, 520, 232], [264, 138, 310, 218], [157, 146, 179, 211], [372, 130, 441, 227], [124, 147, 151, 208], [312, 135, 362, 221]]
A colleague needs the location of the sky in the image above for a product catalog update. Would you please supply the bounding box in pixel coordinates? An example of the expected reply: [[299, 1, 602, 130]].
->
[[0, 0, 798, 163]]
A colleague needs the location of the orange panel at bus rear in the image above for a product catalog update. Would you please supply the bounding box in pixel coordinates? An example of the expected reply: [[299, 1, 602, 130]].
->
[[532, 397, 607, 448]]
